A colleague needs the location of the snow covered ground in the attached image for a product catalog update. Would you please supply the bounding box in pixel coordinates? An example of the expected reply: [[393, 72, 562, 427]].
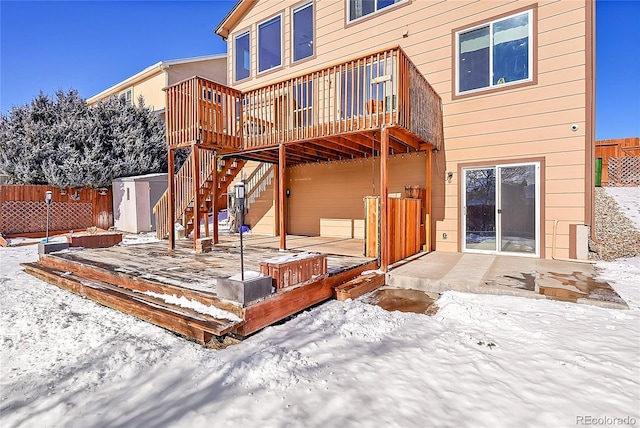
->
[[1, 191, 639, 427]]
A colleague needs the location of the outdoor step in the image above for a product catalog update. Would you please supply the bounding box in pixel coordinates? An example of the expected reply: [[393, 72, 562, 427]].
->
[[35, 253, 244, 318], [334, 273, 385, 301], [22, 262, 243, 343]]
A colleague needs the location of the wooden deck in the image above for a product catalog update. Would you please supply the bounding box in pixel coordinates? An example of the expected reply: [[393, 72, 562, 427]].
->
[[23, 238, 377, 345], [165, 47, 443, 160]]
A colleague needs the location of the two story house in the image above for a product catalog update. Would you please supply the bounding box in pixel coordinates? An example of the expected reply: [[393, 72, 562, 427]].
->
[[87, 53, 227, 114], [159, 0, 595, 270]]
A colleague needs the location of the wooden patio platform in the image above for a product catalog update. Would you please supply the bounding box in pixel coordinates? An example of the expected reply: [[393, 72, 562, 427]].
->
[[22, 237, 379, 346]]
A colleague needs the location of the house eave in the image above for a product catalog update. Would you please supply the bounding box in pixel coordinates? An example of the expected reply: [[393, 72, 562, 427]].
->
[[87, 54, 227, 105], [214, 0, 257, 40]]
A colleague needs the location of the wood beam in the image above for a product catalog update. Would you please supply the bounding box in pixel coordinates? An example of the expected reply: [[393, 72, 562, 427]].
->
[[387, 126, 421, 151], [192, 145, 201, 249], [425, 148, 432, 252], [212, 154, 219, 244], [339, 132, 404, 157], [289, 142, 343, 162], [312, 138, 369, 158], [168, 148, 176, 250], [278, 143, 287, 250], [380, 126, 389, 271], [238, 260, 379, 336]]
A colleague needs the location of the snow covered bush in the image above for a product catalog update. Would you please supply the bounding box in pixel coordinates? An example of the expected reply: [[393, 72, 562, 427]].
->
[[0, 89, 168, 188]]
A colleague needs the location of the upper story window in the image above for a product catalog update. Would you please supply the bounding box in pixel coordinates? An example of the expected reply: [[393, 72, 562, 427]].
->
[[292, 2, 314, 62], [258, 15, 282, 73], [455, 9, 533, 95], [234, 31, 251, 82], [348, 0, 406, 23], [120, 89, 132, 105]]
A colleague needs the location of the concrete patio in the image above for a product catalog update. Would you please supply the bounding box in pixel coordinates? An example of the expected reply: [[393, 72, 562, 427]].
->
[[386, 252, 628, 309]]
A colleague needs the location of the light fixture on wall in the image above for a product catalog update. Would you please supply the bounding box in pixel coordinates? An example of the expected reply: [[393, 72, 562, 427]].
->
[[446, 172, 453, 183]]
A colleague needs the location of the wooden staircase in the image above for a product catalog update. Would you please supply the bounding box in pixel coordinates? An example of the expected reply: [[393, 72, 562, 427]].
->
[[154, 149, 246, 240]]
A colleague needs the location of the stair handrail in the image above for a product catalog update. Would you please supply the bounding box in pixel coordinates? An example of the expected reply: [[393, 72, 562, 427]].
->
[[245, 162, 275, 209], [153, 148, 217, 239]]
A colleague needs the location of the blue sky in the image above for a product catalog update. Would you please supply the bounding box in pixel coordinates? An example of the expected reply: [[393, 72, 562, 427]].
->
[[1, 0, 638, 140]]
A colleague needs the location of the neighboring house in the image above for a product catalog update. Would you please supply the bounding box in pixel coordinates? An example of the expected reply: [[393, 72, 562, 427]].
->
[[87, 54, 228, 117], [87, 54, 228, 233], [159, 0, 595, 269]]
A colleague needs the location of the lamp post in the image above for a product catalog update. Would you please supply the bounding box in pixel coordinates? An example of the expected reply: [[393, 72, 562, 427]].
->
[[45, 190, 53, 243], [234, 181, 246, 281]]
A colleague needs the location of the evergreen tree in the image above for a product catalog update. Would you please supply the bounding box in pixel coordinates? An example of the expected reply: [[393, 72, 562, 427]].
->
[[0, 90, 168, 188]]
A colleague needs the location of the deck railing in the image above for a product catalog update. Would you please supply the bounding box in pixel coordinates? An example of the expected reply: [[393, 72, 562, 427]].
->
[[165, 47, 442, 151], [166, 77, 243, 150], [153, 148, 218, 239]]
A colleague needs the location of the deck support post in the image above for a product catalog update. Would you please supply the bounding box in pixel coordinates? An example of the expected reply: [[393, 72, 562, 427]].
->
[[192, 144, 201, 249], [278, 143, 287, 250], [380, 126, 389, 271], [212, 154, 219, 244], [425, 148, 432, 253], [168, 148, 176, 250]]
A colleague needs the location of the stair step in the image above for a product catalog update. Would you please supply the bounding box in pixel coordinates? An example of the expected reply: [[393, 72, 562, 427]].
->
[[334, 273, 385, 301], [21, 262, 243, 343]]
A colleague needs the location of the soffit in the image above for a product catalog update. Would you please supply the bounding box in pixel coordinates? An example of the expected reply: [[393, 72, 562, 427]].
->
[[215, 0, 258, 40]]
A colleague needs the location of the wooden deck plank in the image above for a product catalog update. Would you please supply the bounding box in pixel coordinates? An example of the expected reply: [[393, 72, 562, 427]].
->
[[334, 273, 386, 301], [66, 271, 242, 335], [23, 239, 379, 343], [22, 262, 241, 342], [37, 253, 244, 318], [239, 260, 378, 336]]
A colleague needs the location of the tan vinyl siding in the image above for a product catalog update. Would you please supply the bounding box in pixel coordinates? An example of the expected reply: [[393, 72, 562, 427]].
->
[[130, 73, 167, 110], [287, 153, 427, 236], [168, 58, 228, 86], [226, 0, 589, 258]]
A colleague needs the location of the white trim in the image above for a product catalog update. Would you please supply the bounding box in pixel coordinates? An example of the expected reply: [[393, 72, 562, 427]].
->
[[462, 162, 540, 257], [455, 9, 533, 96], [234, 30, 252, 82], [87, 54, 226, 104], [257, 14, 283, 74], [347, 0, 408, 24]]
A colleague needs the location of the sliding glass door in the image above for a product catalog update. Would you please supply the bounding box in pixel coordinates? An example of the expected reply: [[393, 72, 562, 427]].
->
[[462, 162, 539, 256]]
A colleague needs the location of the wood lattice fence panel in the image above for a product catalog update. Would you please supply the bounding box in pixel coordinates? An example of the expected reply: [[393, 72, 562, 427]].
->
[[608, 157, 640, 186], [1, 201, 92, 234], [0, 185, 113, 235]]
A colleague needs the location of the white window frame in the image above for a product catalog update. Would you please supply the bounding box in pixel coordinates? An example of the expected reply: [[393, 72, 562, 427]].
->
[[257, 14, 283, 74], [234, 30, 251, 82], [120, 89, 132, 105], [291, 2, 314, 63], [461, 161, 540, 257], [347, 0, 408, 24], [455, 9, 533, 96]]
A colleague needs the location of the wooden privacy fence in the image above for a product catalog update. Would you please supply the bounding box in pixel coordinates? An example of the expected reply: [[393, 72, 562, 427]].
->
[[0, 185, 113, 236], [608, 157, 640, 186], [595, 138, 640, 186], [364, 196, 422, 265]]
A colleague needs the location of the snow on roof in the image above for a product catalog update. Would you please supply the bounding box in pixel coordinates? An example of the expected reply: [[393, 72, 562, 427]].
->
[[112, 173, 168, 182]]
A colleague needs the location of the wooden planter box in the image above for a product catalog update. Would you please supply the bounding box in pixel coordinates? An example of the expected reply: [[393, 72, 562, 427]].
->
[[260, 252, 327, 290], [68, 232, 122, 248]]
